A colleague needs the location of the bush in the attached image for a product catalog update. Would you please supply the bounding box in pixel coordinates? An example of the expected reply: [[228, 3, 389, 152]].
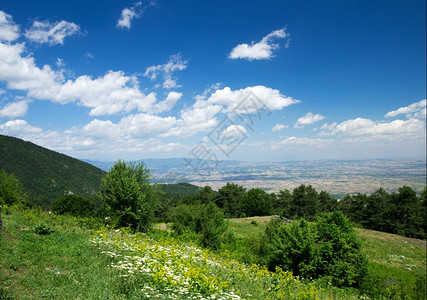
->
[[260, 211, 367, 288], [34, 222, 54, 235], [0, 170, 27, 206], [171, 203, 227, 250], [170, 204, 204, 235], [52, 194, 94, 217]]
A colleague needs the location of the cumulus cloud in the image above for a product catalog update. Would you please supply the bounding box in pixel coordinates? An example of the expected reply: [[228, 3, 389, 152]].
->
[[385, 99, 426, 119], [229, 28, 289, 60], [153, 91, 182, 113], [320, 117, 425, 140], [0, 39, 175, 116], [195, 85, 300, 114], [0, 11, 19, 42], [272, 123, 288, 132], [0, 119, 42, 135], [24, 20, 81, 45], [294, 112, 325, 128], [0, 100, 29, 118], [222, 124, 247, 139], [144, 53, 187, 89], [0, 42, 58, 91]]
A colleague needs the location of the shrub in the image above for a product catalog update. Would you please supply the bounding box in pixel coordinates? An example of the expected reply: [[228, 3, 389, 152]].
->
[[260, 211, 367, 288], [52, 194, 94, 217], [170, 204, 204, 235], [34, 222, 54, 235], [171, 203, 227, 250], [0, 170, 27, 206]]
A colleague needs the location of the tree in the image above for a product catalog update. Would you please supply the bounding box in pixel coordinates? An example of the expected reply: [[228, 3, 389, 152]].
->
[[318, 190, 337, 213], [0, 170, 27, 206], [291, 184, 320, 219], [242, 188, 272, 217], [0, 170, 28, 230], [199, 202, 228, 249], [275, 189, 293, 217], [52, 194, 94, 217], [99, 160, 158, 232], [390, 186, 419, 237], [215, 183, 246, 217], [194, 186, 216, 204]]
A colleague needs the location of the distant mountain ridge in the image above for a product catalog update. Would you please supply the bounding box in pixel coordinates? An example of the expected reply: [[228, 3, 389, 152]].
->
[[0, 134, 105, 207], [83, 158, 243, 172]]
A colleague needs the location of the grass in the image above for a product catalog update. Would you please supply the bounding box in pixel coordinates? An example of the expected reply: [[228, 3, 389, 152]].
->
[[0, 207, 120, 299], [1, 209, 426, 299], [227, 216, 427, 300]]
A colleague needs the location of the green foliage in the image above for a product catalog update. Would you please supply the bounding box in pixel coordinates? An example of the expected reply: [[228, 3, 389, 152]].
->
[[0, 169, 27, 206], [290, 184, 321, 220], [242, 188, 272, 217], [171, 203, 227, 249], [260, 211, 367, 288], [0, 134, 105, 207], [99, 160, 158, 232], [338, 186, 426, 239], [34, 222, 54, 235], [170, 204, 204, 234], [315, 211, 368, 287], [199, 202, 228, 249], [52, 194, 95, 217], [216, 183, 246, 217]]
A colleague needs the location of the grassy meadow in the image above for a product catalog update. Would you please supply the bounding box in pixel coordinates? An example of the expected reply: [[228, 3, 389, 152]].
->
[[1, 207, 426, 299]]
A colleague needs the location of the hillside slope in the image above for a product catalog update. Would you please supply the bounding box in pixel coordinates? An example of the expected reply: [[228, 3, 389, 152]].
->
[[0, 135, 105, 206]]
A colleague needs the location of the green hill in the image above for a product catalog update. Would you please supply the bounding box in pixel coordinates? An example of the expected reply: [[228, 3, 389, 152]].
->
[[0, 134, 105, 207]]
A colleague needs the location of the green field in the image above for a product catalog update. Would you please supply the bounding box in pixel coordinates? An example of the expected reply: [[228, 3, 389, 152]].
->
[[1, 208, 426, 299]]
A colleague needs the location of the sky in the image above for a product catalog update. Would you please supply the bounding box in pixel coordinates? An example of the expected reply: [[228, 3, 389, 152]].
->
[[0, 0, 426, 163]]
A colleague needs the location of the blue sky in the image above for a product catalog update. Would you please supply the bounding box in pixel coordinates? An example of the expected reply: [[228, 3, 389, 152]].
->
[[0, 0, 425, 162]]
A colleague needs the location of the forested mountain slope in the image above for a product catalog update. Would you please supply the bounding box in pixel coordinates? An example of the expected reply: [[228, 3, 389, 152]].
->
[[0, 135, 105, 207]]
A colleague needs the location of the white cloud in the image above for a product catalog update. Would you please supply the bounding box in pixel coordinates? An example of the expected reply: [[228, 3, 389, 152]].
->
[[222, 124, 247, 139], [294, 112, 325, 128], [0, 119, 42, 135], [153, 91, 182, 113], [0, 40, 172, 116], [385, 99, 426, 119], [0, 100, 29, 118], [144, 53, 187, 89], [272, 123, 288, 132], [31, 71, 159, 116], [0, 42, 58, 91], [24, 20, 81, 45], [278, 136, 334, 148], [0, 11, 19, 42], [229, 28, 289, 60], [196, 85, 300, 114], [116, 1, 150, 29], [320, 117, 425, 140]]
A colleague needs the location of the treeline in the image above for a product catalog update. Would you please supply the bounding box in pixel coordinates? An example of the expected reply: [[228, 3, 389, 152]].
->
[[1, 162, 426, 239], [159, 183, 427, 239]]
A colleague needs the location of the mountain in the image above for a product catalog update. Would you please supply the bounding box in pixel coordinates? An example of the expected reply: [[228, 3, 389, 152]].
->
[[0, 135, 105, 207], [83, 158, 243, 172]]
